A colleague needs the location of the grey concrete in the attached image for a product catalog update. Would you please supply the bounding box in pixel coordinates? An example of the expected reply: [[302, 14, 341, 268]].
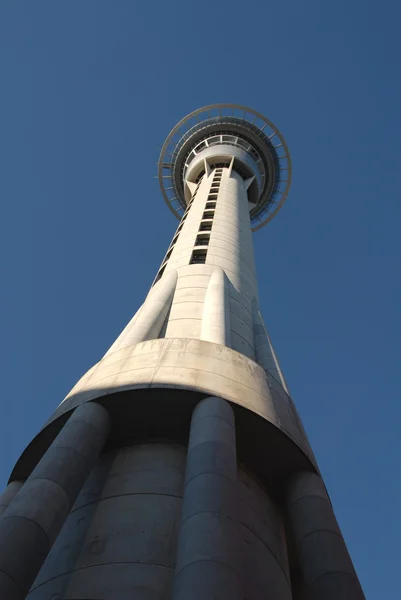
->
[[29, 564, 174, 600], [286, 471, 365, 599], [0, 571, 21, 600], [28, 443, 186, 599], [172, 396, 243, 600], [0, 402, 110, 599], [0, 480, 23, 517], [237, 468, 292, 599]]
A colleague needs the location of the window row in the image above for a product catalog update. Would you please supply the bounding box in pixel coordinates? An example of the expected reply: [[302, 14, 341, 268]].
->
[[155, 169, 222, 276], [190, 178, 203, 201], [152, 176, 206, 285], [189, 169, 221, 265]]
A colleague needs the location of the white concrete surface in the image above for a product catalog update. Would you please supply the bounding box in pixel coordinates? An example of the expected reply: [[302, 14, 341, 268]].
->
[[60, 337, 315, 467], [102, 163, 263, 361], [200, 267, 231, 346]]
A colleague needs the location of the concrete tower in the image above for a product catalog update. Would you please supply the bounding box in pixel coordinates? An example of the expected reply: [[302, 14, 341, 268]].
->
[[0, 104, 364, 599]]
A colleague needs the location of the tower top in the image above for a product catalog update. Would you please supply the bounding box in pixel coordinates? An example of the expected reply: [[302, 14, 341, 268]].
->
[[158, 103, 292, 231]]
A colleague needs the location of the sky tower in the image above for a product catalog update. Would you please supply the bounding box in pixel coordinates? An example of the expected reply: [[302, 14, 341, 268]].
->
[[0, 104, 364, 599]]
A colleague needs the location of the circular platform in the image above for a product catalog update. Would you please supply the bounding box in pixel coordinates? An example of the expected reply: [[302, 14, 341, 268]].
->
[[158, 104, 292, 231]]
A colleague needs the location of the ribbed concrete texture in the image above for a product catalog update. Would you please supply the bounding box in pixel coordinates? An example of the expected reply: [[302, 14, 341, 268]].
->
[[26, 432, 295, 600], [0, 402, 111, 599], [237, 469, 292, 600], [0, 480, 23, 518], [286, 471, 365, 600], [28, 443, 186, 599], [1, 106, 364, 600]]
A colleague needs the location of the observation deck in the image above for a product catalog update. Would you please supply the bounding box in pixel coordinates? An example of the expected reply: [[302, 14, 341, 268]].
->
[[158, 103, 292, 231]]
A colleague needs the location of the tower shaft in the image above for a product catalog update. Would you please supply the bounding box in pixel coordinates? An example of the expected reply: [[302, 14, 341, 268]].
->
[[109, 163, 258, 359], [0, 105, 365, 600]]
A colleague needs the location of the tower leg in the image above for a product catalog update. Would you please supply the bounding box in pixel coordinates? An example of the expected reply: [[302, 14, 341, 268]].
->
[[172, 396, 243, 600], [27, 442, 186, 599], [0, 402, 111, 599], [286, 471, 365, 599], [0, 480, 24, 517]]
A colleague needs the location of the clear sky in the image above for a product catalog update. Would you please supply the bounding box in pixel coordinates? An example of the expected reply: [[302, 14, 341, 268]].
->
[[0, 1, 400, 597]]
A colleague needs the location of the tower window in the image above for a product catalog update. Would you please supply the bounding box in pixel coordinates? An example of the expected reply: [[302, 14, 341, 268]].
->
[[164, 248, 173, 262], [190, 249, 207, 264], [208, 194, 218, 201], [195, 141, 207, 153], [206, 202, 216, 210], [203, 210, 214, 220], [199, 221, 212, 232], [195, 234, 210, 246], [153, 264, 166, 285]]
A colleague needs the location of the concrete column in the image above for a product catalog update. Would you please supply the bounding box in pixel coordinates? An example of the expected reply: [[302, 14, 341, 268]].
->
[[201, 267, 231, 346], [0, 401, 111, 600], [286, 471, 365, 599], [105, 269, 177, 356], [0, 480, 24, 518], [172, 396, 243, 600]]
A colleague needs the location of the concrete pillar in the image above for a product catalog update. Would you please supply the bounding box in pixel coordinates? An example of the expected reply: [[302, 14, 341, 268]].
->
[[0, 480, 24, 518], [105, 269, 177, 356], [201, 267, 231, 347], [286, 471, 365, 599], [172, 396, 243, 600], [0, 401, 111, 600], [28, 442, 186, 599]]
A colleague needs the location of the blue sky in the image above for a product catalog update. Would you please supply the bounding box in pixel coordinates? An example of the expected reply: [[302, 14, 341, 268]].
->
[[0, 1, 400, 597]]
